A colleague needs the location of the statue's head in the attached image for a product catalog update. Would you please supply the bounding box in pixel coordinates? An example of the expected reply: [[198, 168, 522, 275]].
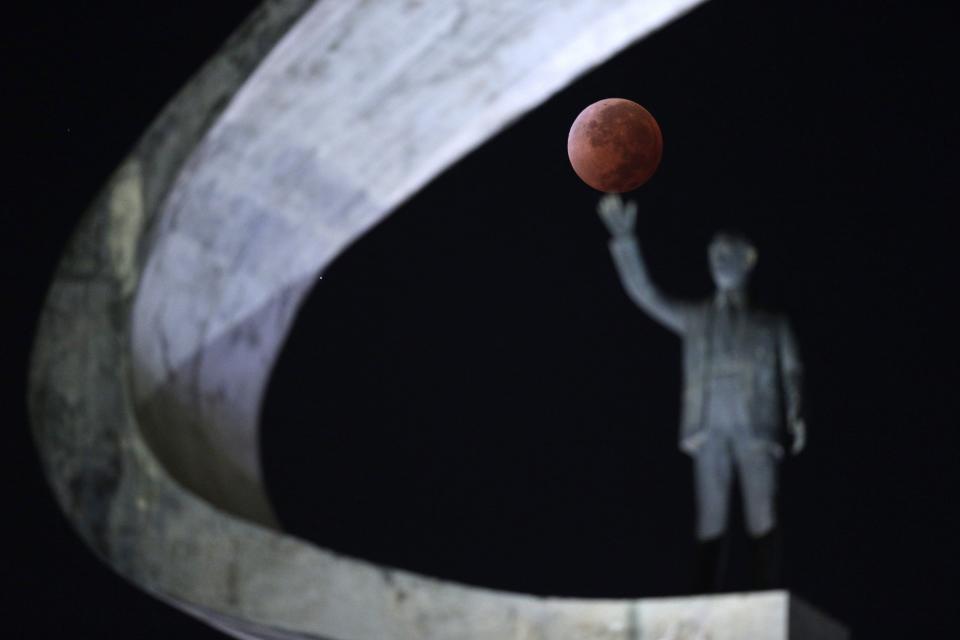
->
[[708, 231, 757, 291]]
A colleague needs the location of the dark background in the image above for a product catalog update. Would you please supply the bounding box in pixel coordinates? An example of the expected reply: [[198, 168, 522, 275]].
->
[[5, 0, 958, 637]]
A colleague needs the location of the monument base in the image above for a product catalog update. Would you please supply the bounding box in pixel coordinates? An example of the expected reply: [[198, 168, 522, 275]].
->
[[630, 591, 848, 639]]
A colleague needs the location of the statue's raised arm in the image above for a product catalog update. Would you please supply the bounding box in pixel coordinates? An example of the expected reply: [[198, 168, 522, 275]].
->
[[597, 194, 693, 335]]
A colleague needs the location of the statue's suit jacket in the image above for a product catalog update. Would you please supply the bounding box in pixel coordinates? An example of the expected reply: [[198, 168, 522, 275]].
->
[[609, 236, 802, 453]]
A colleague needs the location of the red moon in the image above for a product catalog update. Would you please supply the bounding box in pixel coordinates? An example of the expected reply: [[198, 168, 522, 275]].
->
[[567, 98, 663, 193]]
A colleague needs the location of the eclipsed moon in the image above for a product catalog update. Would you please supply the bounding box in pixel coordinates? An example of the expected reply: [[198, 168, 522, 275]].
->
[[567, 98, 663, 193]]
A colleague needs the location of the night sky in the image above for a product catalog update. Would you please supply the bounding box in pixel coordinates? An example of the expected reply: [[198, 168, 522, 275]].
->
[[6, 1, 959, 638]]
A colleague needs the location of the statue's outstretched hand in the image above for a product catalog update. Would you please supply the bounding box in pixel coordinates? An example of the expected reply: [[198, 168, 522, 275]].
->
[[790, 417, 806, 455], [597, 193, 637, 237]]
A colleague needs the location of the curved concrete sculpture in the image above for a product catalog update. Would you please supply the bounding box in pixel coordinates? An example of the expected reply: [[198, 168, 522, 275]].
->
[[28, 1, 724, 638]]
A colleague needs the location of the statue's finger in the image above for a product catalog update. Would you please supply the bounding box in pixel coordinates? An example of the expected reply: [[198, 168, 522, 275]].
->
[[597, 195, 614, 215]]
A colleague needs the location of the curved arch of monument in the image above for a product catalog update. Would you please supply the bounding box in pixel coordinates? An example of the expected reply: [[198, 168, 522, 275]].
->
[[28, 2, 706, 638]]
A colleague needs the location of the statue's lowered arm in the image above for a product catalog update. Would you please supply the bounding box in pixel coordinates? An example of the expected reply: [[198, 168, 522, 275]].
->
[[778, 319, 806, 455], [598, 194, 691, 335]]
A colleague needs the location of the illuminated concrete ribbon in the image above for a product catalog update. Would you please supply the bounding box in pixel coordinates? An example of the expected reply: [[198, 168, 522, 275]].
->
[[27, 2, 852, 639]]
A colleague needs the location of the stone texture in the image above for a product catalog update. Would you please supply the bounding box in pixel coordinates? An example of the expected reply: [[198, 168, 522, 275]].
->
[[634, 592, 849, 640], [25, 0, 845, 638]]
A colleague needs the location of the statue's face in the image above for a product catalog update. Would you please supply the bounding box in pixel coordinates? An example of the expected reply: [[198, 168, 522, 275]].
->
[[709, 234, 757, 290]]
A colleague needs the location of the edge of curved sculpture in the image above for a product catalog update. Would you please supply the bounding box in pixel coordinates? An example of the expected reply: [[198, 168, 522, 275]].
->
[[28, 1, 706, 639]]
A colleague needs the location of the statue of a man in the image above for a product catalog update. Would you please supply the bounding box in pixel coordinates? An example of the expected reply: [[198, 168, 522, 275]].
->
[[597, 194, 805, 591]]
